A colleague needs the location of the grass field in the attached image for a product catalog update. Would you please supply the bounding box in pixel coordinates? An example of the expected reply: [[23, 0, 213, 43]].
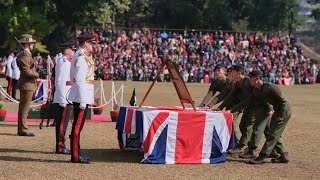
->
[[0, 79, 319, 180]]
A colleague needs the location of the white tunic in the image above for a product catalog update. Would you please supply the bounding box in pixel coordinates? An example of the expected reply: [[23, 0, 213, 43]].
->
[[53, 53, 71, 104], [68, 48, 94, 106], [6, 55, 14, 77], [11, 57, 20, 80]]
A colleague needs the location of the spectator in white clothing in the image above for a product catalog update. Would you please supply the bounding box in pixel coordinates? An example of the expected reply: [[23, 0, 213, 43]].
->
[[11, 53, 20, 100], [5, 50, 14, 96]]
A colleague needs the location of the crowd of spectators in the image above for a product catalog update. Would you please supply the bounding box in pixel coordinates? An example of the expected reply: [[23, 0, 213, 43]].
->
[[82, 28, 320, 85], [1, 28, 320, 85]]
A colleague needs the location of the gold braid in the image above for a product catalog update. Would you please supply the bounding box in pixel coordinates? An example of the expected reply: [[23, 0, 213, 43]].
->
[[74, 51, 95, 82]]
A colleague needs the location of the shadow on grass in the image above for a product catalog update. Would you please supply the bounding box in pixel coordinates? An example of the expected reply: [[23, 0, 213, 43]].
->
[[226, 156, 250, 164], [0, 123, 39, 127], [82, 148, 143, 163], [0, 155, 68, 163], [0, 132, 18, 136], [226, 156, 272, 164], [0, 148, 55, 155]]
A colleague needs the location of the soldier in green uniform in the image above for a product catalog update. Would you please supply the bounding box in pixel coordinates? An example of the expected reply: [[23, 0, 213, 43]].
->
[[208, 67, 241, 144], [217, 65, 272, 155], [198, 64, 228, 108], [227, 69, 279, 159], [229, 69, 291, 164]]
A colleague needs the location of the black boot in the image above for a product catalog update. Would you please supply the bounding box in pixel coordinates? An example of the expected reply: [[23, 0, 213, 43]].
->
[[248, 154, 268, 164], [56, 147, 71, 155], [228, 144, 248, 154], [71, 156, 90, 164], [269, 149, 281, 158], [239, 149, 258, 159], [271, 153, 289, 163]]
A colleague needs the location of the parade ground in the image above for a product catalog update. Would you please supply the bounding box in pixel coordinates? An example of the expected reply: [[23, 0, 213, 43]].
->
[[0, 79, 319, 180]]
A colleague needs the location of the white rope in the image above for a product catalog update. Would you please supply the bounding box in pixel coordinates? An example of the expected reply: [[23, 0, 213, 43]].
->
[[0, 81, 124, 109], [0, 85, 19, 103], [89, 80, 124, 109], [94, 86, 99, 95], [120, 84, 124, 106], [0, 85, 46, 107]]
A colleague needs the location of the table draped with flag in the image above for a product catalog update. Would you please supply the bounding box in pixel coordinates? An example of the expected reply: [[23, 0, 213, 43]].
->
[[116, 106, 235, 164]]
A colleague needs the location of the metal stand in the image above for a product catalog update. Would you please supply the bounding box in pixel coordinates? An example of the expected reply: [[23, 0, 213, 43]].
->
[[39, 55, 55, 129], [39, 97, 53, 129]]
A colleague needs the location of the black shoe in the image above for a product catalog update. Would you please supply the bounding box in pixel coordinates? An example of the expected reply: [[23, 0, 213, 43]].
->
[[18, 132, 35, 137], [50, 122, 56, 127], [269, 149, 281, 159], [71, 156, 90, 164], [228, 144, 248, 154], [271, 153, 289, 163], [56, 148, 71, 155], [248, 154, 268, 164], [239, 149, 258, 159]]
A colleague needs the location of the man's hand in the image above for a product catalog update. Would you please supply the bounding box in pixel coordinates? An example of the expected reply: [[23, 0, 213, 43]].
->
[[266, 111, 273, 116], [197, 105, 209, 109], [80, 103, 86, 109], [277, 117, 284, 122], [59, 103, 66, 107]]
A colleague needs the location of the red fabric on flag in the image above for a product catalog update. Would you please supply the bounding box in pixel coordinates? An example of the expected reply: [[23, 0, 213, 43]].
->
[[223, 112, 233, 137], [175, 112, 206, 164], [124, 108, 135, 133], [143, 112, 169, 154]]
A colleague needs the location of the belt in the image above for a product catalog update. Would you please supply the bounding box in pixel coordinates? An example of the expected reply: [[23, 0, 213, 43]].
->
[[72, 79, 94, 84], [86, 80, 94, 84]]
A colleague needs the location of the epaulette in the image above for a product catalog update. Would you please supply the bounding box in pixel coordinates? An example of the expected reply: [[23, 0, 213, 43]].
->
[[85, 56, 94, 65], [78, 51, 84, 57], [75, 50, 94, 66]]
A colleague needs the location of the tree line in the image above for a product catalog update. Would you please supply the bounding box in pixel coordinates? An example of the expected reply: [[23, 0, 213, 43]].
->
[[0, 0, 318, 54]]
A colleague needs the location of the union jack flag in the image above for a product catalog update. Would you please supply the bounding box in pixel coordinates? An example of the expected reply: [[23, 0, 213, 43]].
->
[[116, 106, 234, 164]]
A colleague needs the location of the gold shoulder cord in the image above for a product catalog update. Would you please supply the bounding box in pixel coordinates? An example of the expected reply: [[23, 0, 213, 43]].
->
[[74, 50, 94, 84], [85, 56, 95, 80]]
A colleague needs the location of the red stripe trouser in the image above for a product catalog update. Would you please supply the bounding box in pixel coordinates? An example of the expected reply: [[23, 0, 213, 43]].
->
[[55, 104, 72, 152], [70, 103, 88, 162], [7, 76, 12, 96]]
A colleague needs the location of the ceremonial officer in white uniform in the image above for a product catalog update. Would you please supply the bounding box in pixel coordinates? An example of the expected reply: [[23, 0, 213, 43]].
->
[[6, 50, 14, 96], [11, 51, 20, 100], [68, 34, 96, 164], [53, 42, 75, 155]]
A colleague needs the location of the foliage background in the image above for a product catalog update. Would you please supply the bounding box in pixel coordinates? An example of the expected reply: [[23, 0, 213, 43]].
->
[[0, 0, 318, 54]]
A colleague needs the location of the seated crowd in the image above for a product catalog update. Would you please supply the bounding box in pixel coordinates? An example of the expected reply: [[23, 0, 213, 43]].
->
[[1, 29, 319, 84]]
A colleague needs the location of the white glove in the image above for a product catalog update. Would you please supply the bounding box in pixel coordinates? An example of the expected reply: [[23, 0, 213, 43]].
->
[[80, 103, 86, 109], [59, 103, 66, 107]]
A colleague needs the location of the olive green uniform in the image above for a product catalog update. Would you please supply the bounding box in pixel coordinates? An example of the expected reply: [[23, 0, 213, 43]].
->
[[199, 77, 228, 107], [207, 81, 241, 142], [219, 76, 270, 147], [231, 82, 291, 155]]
